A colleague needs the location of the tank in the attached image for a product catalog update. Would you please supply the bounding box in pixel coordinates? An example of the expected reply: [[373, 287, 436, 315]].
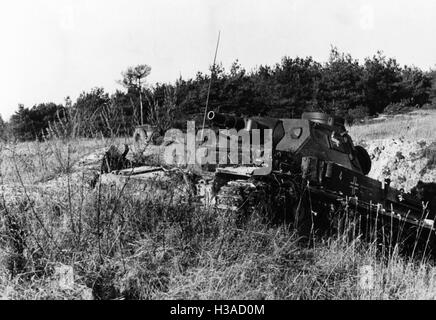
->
[[206, 111, 371, 175], [203, 111, 435, 243], [99, 111, 435, 249]]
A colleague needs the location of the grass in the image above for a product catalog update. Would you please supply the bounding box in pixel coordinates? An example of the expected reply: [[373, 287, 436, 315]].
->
[[1, 112, 436, 300], [348, 109, 436, 143]]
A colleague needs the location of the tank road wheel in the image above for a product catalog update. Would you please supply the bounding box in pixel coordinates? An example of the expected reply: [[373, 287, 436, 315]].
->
[[214, 181, 246, 228], [245, 179, 304, 226], [244, 180, 278, 221], [215, 181, 251, 212], [214, 178, 303, 228], [355, 145, 372, 175]]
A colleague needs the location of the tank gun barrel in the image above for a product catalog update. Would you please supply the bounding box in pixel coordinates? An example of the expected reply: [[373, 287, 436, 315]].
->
[[207, 111, 246, 130]]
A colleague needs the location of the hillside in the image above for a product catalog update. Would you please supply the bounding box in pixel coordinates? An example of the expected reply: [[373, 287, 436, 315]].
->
[[350, 109, 436, 192]]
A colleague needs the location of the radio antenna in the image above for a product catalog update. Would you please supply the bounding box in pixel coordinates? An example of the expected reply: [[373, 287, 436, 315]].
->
[[201, 31, 221, 140]]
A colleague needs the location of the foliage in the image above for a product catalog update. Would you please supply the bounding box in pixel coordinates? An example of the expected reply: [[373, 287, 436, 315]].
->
[[146, 86, 179, 136], [384, 99, 415, 115], [10, 103, 65, 141], [119, 65, 152, 91], [1, 136, 436, 300], [0, 114, 8, 141], [119, 65, 152, 127], [73, 88, 111, 137], [428, 69, 436, 104], [401, 66, 432, 107], [345, 106, 370, 125], [319, 48, 365, 118], [5, 49, 435, 141], [169, 48, 432, 124]]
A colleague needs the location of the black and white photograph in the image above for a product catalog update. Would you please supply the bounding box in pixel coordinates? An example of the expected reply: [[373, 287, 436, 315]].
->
[[1, 0, 436, 305]]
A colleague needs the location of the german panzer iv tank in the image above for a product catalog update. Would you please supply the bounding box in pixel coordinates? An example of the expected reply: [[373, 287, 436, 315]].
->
[[202, 111, 436, 247]]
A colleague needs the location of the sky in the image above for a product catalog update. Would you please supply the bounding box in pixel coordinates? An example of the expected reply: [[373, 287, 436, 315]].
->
[[1, 0, 436, 120]]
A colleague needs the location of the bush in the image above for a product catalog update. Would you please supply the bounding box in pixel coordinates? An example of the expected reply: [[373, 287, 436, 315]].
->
[[384, 99, 416, 115], [6, 49, 433, 142], [345, 106, 370, 125]]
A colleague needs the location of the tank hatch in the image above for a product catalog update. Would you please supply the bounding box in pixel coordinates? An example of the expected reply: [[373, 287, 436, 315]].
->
[[302, 112, 345, 129]]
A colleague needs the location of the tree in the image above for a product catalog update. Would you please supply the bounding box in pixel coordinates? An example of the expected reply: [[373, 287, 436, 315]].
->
[[430, 69, 436, 104], [0, 114, 7, 141], [7, 49, 433, 140], [119, 65, 152, 125], [10, 104, 30, 140], [74, 88, 110, 137], [110, 90, 138, 136], [10, 103, 64, 141], [266, 56, 322, 117], [319, 47, 365, 118], [362, 52, 403, 115], [399, 67, 432, 107]]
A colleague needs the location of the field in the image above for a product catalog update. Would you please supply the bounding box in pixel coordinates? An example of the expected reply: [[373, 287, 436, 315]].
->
[[1, 111, 436, 300]]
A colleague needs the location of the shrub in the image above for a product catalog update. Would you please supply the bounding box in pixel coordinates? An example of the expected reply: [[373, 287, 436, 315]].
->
[[345, 106, 370, 125], [384, 99, 416, 115]]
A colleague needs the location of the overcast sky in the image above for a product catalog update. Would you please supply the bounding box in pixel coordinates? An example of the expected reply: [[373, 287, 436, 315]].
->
[[1, 0, 435, 119]]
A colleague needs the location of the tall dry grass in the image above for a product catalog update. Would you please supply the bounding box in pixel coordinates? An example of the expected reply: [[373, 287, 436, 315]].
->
[[1, 121, 436, 299], [348, 109, 436, 143]]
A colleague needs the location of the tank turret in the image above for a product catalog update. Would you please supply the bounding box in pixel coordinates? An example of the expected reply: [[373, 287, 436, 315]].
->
[[207, 111, 371, 176]]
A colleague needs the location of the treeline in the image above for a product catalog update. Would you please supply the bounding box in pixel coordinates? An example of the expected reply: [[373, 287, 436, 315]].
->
[[3, 48, 436, 141]]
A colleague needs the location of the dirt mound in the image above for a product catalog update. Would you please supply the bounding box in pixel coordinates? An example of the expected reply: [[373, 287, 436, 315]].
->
[[364, 138, 436, 192]]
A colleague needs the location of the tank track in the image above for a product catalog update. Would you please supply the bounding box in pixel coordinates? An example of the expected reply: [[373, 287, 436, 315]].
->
[[214, 176, 303, 225], [215, 180, 255, 212]]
